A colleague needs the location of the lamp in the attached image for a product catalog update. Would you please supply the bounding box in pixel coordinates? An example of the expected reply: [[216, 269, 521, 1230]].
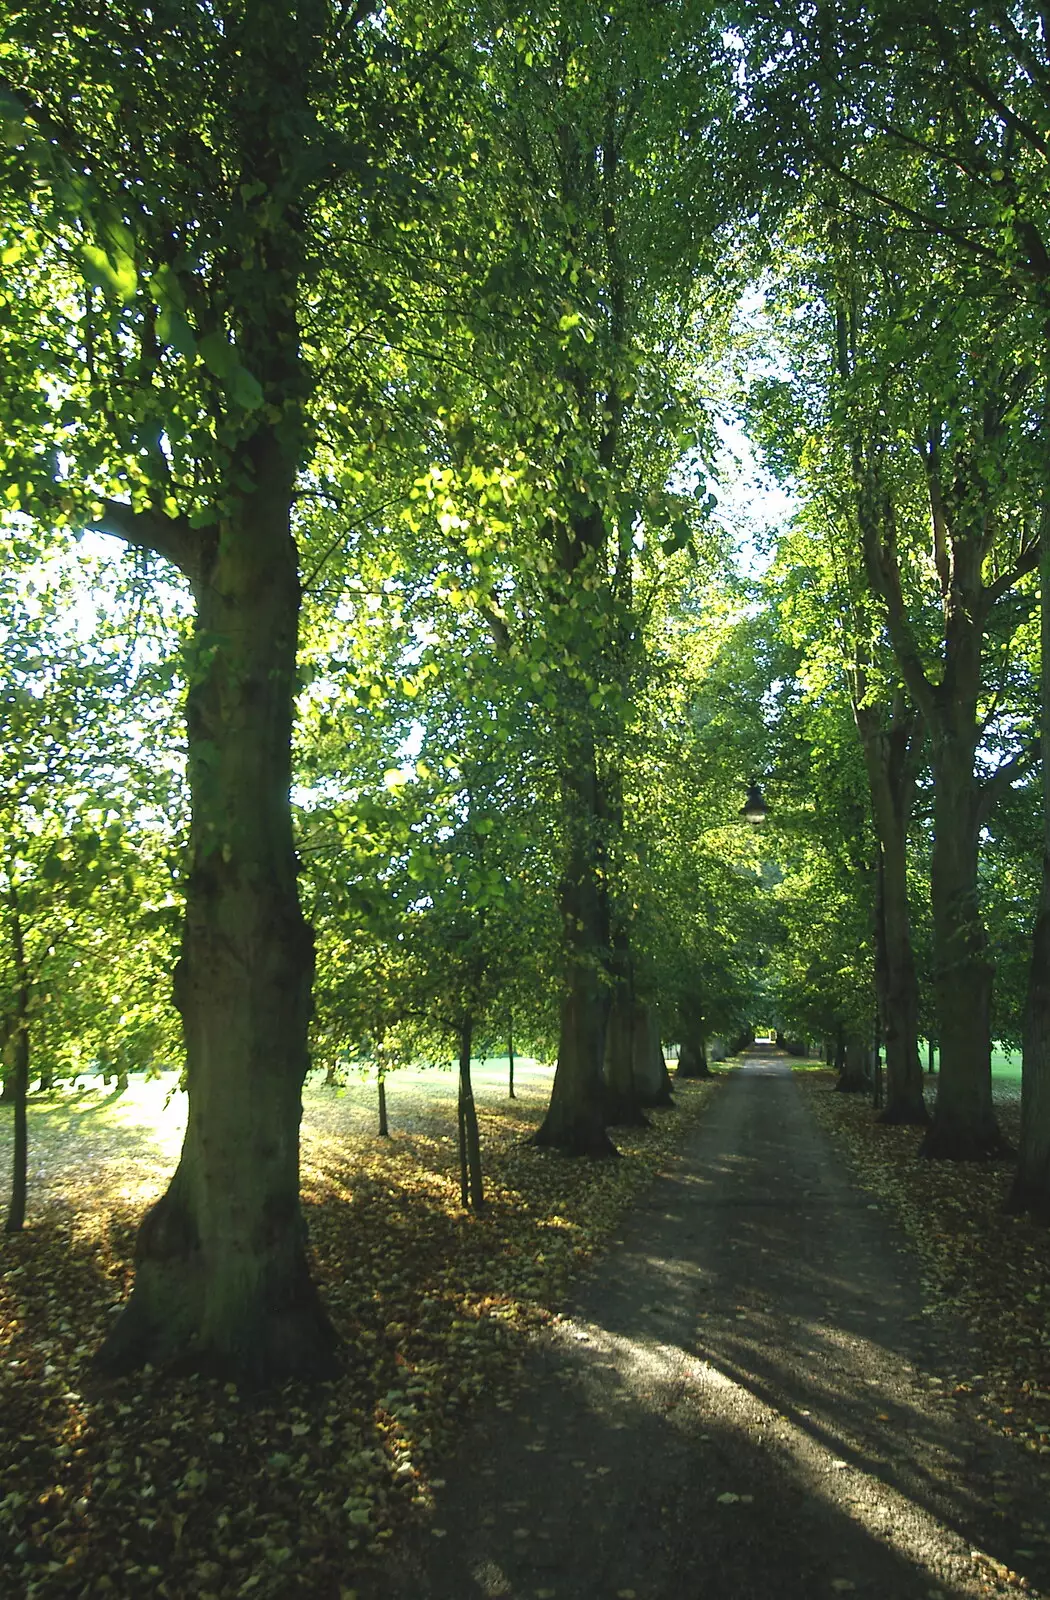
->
[[740, 779, 768, 824]]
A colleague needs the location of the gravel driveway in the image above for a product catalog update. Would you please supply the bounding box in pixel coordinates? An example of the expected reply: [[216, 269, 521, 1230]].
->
[[370, 1048, 1047, 1600]]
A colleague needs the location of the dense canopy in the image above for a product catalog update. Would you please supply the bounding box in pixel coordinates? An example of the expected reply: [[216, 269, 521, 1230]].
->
[[1, 0, 1049, 1389]]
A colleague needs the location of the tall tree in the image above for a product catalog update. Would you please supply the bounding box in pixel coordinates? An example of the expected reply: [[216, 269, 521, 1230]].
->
[[0, 0, 474, 1378], [741, 0, 1050, 1199]]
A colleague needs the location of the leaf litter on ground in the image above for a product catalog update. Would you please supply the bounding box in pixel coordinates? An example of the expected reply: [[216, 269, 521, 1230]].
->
[[0, 1065, 724, 1598], [798, 1070, 1050, 1477]]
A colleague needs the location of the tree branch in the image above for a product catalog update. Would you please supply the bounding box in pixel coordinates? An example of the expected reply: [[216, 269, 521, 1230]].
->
[[976, 745, 1036, 826], [87, 500, 199, 581], [981, 537, 1041, 610]]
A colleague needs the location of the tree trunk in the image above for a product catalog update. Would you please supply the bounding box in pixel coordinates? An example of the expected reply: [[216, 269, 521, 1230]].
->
[[457, 1016, 483, 1210], [507, 1014, 515, 1100], [836, 1033, 870, 1094], [876, 835, 927, 1125], [602, 930, 647, 1125], [1012, 481, 1050, 1215], [377, 1066, 389, 1138], [1013, 886, 1050, 1216], [604, 992, 648, 1125], [854, 700, 927, 1125], [927, 1038, 936, 1074], [96, 440, 336, 1384], [632, 1006, 673, 1107], [535, 729, 616, 1156], [4, 892, 30, 1234], [676, 1035, 711, 1079], [922, 747, 1001, 1158], [675, 993, 712, 1079]]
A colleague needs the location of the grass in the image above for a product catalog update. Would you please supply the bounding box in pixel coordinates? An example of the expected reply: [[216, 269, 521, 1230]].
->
[[790, 1044, 1023, 1086]]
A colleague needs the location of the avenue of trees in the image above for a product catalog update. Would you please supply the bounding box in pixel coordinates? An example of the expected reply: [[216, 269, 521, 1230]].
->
[[2, 0, 1050, 1382]]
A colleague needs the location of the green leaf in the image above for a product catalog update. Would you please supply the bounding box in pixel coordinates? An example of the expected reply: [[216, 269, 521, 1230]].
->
[[228, 363, 264, 410], [156, 304, 197, 359], [198, 331, 238, 380], [81, 242, 137, 305], [661, 517, 692, 556]]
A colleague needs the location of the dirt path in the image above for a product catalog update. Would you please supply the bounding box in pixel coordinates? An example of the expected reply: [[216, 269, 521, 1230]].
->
[[369, 1049, 1048, 1600]]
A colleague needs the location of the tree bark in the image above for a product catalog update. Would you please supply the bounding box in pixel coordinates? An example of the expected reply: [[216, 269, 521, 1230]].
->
[[876, 837, 926, 1123], [457, 1016, 483, 1210], [675, 992, 712, 1079], [377, 1066, 389, 1138], [535, 728, 616, 1156], [507, 1014, 515, 1100], [856, 706, 927, 1125], [604, 992, 648, 1125], [4, 889, 30, 1234], [96, 433, 336, 1383], [1012, 446, 1050, 1215], [602, 929, 647, 1125], [836, 1033, 871, 1094], [676, 1035, 711, 1079], [632, 1005, 673, 1107], [922, 744, 1001, 1158]]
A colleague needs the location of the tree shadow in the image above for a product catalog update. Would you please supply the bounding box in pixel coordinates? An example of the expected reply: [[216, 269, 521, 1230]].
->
[[371, 1058, 1048, 1599]]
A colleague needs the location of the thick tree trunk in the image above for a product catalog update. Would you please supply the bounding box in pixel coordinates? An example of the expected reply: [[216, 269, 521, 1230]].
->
[[855, 703, 927, 1125], [633, 1006, 673, 1107], [876, 838, 927, 1125], [1012, 499, 1050, 1215], [922, 749, 1001, 1159], [96, 444, 336, 1383], [1013, 889, 1050, 1216], [676, 1035, 711, 1079], [457, 1016, 483, 1210], [675, 994, 712, 1079], [604, 993, 648, 1125], [836, 1033, 871, 1094], [602, 931, 647, 1125], [535, 730, 616, 1156]]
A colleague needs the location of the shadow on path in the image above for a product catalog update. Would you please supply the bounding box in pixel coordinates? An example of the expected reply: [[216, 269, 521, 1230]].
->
[[370, 1048, 1046, 1599]]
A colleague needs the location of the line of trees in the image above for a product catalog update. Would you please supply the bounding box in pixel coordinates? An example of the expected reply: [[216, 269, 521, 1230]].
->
[[2, 0, 1050, 1386]]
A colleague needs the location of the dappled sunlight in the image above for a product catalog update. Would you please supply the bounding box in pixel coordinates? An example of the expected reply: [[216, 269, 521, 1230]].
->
[[537, 1284, 1021, 1596]]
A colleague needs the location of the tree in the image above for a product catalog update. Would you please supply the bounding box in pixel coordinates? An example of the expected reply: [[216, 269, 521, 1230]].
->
[[0, 541, 184, 1228], [0, 0, 480, 1378], [740, 0, 1050, 1200]]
